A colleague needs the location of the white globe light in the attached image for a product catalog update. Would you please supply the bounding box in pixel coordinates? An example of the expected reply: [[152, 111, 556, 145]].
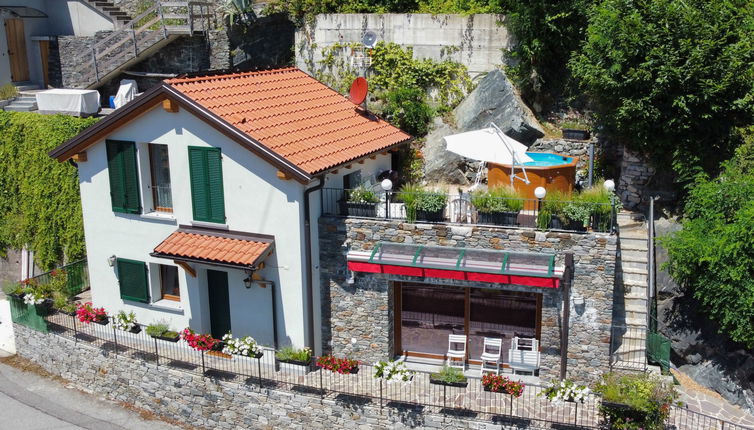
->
[[604, 179, 615, 193], [380, 178, 393, 191], [534, 187, 547, 199]]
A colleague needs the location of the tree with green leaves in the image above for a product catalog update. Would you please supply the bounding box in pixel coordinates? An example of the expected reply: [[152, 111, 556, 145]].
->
[[570, 0, 754, 182], [661, 135, 754, 348]]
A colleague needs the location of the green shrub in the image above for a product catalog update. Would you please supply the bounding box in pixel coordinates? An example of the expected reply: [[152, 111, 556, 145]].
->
[[594, 372, 678, 430], [471, 186, 524, 213], [536, 189, 572, 229], [382, 86, 434, 137], [276, 346, 312, 363], [347, 183, 379, 203], [397, 183, 423, 222], [416, 189, 447, 213], [0, 83, 18, 101], [146, 321, 172, 337], [431, 365, 467, 384]]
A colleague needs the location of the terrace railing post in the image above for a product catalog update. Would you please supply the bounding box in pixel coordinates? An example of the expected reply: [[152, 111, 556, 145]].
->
[[201, 350, 206, 375], [319, 368, 324, 400], [385, 191, 391, 220], [379, 379, 383, 410], [443, 384, 446, 411], [154, 337, 159, 367], [72, 313, 78, 343], [574, 401, 578, 427], [509, 393, 513, 416], [257, 357, 262, 388], [112, 324, 118, 355]]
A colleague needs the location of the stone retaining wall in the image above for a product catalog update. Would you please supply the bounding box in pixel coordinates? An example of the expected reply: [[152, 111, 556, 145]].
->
[[617, 148, 656, 210], [319, 217, 618, 384], [13, 324, 543, 429], [529, 138, 599, 173]]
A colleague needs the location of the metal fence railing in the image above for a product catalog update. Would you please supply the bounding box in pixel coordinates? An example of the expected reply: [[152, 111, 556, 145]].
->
[[609, 324, 649, 372], [322, 188, 616, 234], [23, 259, 89, 297], [31, 313, 752, 430]]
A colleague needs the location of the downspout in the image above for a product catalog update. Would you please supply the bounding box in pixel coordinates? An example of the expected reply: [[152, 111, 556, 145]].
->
[[304, 174, 326, 353]]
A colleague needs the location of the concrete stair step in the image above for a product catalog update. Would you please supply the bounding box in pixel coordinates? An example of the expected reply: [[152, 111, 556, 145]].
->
[[623, 272, 648, 285], [5, 104, 38, 112], [625, 316, 647, 326], [621, 260, 647, 271], [626, 310, 647, 320], [13, 84, 40, 92], [621, 250, 648, 263], [623, 265, 648, 275], [620, 237, 648, 251], [619, 228, 648, 239]]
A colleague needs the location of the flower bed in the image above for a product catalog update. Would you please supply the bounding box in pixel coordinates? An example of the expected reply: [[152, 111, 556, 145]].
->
[[180, 328, 219, 352], [316, 354, 360, 374], [481, 374, 525, 397]]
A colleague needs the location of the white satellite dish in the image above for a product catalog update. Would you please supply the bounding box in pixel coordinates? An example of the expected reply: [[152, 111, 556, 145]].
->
[[362, 31, 378, 49]]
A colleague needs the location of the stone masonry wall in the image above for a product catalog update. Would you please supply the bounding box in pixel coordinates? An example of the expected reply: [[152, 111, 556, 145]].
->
[[617, 148, 656, 210], [319, 217, 618, 384], [529, 137, 600, 172], [14, 324, 545, 429]]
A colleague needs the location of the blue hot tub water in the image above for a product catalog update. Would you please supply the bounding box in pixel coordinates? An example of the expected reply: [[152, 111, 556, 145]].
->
[[522, 152, 572, 167]]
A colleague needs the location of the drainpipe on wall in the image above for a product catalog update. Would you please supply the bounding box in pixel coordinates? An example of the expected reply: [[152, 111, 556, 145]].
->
[[560, 252, 574, 380], [304, 175, 326, 353]]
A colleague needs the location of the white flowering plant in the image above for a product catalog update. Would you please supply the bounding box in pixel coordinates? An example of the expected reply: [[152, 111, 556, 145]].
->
[[113, 310, 138, 332], [541, 379, 590, 403], [23, 290, 45, 305], [373, 359, 415, 383], [222, 333, 262, 357]]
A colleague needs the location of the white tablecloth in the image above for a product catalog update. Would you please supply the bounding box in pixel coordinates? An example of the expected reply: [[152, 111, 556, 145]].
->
[[36, 89, 100, 116]]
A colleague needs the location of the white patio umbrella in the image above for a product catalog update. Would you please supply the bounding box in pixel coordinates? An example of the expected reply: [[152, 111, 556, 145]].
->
[[443, 124, 533, 188]]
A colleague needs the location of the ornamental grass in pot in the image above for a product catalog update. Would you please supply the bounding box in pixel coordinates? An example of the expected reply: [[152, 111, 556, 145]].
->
[[594, 372, 679, 430], [345, 184, 380, 217], [146, 321, 180, 342], [429, 365, 468, 388], [472, 186, 524, 226], [276, 346, 313, 373]]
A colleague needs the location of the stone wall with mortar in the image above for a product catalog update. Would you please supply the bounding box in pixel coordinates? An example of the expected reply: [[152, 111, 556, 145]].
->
[[529, 137, 600, 172], [13, 324, 544, 429], [319, 217, 618, 384], [617, 148, 656, 210]]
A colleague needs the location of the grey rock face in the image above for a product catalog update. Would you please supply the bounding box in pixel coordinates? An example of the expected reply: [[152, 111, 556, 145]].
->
[[423, 118, 472, 184], [453, 69, 544, 145]]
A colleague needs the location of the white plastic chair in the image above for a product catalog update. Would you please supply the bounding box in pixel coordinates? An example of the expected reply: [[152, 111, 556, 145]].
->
[[446, 334, 467, 369], [479, 337, 503, 376], [510, 336, 538, 351], [508, 336, 540, 375]]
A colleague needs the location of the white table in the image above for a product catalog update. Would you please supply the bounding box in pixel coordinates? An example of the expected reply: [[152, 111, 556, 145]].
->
[[36, 89, 100, 116]]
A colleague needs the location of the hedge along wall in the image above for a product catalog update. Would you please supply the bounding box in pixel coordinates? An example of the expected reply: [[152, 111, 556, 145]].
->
[[0, 112, 98, 270]]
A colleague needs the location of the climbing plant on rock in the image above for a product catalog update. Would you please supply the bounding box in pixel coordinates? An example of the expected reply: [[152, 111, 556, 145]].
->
[[0, 112, 97, 269]]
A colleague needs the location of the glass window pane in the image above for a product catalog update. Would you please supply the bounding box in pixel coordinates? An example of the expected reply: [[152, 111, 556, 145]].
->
[[401, 284, 464, 356], [160, 265, 179, 299], [149, 144, 172, 211], [468, 289, 537, 362]]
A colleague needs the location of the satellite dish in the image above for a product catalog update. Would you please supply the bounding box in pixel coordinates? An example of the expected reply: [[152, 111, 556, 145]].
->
[[362, 31, 378, 49], [349, 77, 368, 106]]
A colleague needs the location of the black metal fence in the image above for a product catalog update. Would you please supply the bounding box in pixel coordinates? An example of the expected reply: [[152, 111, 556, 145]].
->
[[609, 325, 649, 372], [39, 313, 751, 430], [322, 188, 616, 234]]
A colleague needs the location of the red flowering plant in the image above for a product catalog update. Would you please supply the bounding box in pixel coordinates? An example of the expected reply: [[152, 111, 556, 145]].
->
[[75, 302, 107, 324], [316, 354, 360, 374], [481, 374, 525, 397], [180, 328, 219, 352]]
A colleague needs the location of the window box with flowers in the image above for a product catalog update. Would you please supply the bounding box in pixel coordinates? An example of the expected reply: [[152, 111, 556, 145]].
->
[[594, 372, 679, 430], [345, 184, 380, 217], [540, 379, 590, 403], [222, 333, 263, 359], [76, 302, 108, 325], [275, 346, 312, 374], [481, 374, 525, 397], [180, 328, 219, 352], [373, 359, 415, 384], [113, 310, 141, 334], [316, 354, 360, 374]]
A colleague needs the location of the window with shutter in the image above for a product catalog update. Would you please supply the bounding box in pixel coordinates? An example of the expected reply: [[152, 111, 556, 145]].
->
[[106, 140, 141, 214], [116, 258, 149, 303], [188, 147, 225, 223]]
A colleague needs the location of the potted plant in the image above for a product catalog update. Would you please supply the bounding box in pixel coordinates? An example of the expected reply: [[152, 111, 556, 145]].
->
[[481, 374, 525, 397], [373, 359, 415, 384], [562, 196, 591, 232], [221, 333, 263, 359], [146, 321, 180, 342], [316, 354, 360, 374], [4, 281, 27, 301], [76, 302, 108, 325], [472, 186, 524, 226], [415, 189, 447, 222], [60, 302, 78, 316], [113, 310, 141, 334], [536, 189, 570, 230], [540, 379, 590, 403], [429, 365, 468, 388], [397, 183, 422, 222], [559, 116, 591, 141], [593, 372, 679, 430], [180, 328, 219, 352], [345, 183, 380, 217], [276, 346, 313, 374], [579, 181, 620, 233]]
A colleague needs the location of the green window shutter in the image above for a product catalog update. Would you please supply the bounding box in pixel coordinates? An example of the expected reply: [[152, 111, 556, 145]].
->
[[116, 258, 149, 303], [188, 147, 225, 223], [106, 140, 141, 214]]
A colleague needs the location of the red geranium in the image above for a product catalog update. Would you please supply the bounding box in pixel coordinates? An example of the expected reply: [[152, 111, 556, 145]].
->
[[316, 354, 359, 374], [76, 302, 107, 324], [180, 328, 218, 352], [482, 374, 525, 397]]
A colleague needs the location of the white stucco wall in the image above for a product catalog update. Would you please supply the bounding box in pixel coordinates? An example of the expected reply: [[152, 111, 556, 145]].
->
[[77, 105, 310, 349], [46, 0, 114, 36]]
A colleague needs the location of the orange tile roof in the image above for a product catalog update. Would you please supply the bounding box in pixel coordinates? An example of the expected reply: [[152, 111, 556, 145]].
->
[[153, 228, 273, 268], [166, 68, 411, 175]]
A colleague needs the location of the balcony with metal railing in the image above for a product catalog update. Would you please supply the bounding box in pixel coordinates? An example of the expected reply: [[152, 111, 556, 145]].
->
[[321, 188, 617, 234]]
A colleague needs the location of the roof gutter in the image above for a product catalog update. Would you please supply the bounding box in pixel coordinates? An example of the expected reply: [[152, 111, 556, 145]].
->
[[304, 174, 326, 354]]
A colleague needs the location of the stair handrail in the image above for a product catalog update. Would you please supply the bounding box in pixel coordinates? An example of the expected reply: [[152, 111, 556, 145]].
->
[[648, 196, 656, 333]]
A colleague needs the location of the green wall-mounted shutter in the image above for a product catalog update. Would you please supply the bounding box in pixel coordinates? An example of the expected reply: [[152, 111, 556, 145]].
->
[[106, 140, 141, 214], [188, 146, 225, 223], [116, 258, 149, 303]]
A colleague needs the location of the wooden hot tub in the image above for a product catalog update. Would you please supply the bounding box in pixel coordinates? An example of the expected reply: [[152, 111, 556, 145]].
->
[[488, 152, 578, 200]]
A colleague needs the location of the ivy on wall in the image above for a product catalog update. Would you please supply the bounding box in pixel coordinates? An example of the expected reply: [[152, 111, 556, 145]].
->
[[0, 112, 98, 270]]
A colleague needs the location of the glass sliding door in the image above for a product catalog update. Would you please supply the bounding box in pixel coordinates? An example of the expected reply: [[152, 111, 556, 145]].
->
[[400, 284, 464, 357], [468, 289, 537, 363]]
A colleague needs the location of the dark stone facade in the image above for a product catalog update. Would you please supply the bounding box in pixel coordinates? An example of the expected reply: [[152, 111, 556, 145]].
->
[[319, 217, 618, 384]]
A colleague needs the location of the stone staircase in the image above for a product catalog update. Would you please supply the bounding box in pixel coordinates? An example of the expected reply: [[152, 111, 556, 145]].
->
[[611, 212, 650, 370], [3, 83, 41, 112], [83, 0, 132, 28], [66, 1, 215, 89]]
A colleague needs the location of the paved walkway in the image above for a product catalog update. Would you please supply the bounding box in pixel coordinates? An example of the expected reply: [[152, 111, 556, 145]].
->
[[672, 368, 754, 428]]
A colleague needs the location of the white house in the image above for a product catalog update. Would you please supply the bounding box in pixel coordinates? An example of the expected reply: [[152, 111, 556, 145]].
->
[[50, 67, 410, 351]]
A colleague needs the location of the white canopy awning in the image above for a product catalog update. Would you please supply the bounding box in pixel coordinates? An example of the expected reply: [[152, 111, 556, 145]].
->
[[443, 127, 533, 165]]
